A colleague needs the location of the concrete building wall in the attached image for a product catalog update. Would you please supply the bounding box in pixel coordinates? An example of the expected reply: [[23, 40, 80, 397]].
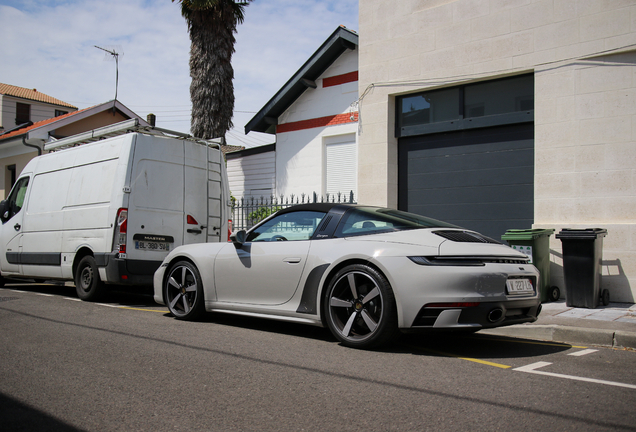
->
[[227, 150, 276, 199], [358, 0, 636, 301]]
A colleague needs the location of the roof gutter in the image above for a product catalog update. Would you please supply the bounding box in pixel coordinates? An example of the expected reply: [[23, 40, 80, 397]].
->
[[22, 135, 42, 156]]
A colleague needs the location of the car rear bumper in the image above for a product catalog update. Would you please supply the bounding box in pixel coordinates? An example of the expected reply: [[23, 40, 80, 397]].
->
[[410, 298, 541, 329]]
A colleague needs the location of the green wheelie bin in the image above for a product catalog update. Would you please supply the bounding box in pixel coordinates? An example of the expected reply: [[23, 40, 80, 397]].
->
[[501, 228, 559, 303]]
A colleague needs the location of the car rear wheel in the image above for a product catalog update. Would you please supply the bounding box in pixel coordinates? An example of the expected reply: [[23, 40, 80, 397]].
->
[[75, 256, 106, 301], [324, 264, 398, 349], [164, 261, 205, 321]]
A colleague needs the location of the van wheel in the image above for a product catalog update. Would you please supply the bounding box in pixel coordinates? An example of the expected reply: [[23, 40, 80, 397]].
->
[[75, 256, 105, 301]]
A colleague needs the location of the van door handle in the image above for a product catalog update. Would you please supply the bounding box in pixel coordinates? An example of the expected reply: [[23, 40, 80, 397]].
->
[[187, 229, 202, 234], [14, 223, 20, 231]]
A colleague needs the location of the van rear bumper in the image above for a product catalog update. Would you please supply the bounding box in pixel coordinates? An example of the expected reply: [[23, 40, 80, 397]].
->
[[100, 253, 162, 286]]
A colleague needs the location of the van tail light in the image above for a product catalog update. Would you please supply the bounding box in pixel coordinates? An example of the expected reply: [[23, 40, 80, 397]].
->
[[187, 215, 198, 225], [228, 219, 233, 242], [113, 208, 128, 254]]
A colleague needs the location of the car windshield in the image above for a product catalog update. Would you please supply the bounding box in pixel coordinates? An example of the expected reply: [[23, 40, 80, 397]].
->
[[334, 207, 459, 238]]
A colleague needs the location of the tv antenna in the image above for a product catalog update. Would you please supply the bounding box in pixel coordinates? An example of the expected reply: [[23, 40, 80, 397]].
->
[[95, 45, 122, 111]]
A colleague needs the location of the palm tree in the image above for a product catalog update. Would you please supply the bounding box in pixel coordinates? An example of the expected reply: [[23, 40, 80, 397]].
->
[[174, 0, 253, 139]]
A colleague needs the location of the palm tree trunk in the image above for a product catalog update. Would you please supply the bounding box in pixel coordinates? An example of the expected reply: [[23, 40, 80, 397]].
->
[[188, 7, 236, 139]]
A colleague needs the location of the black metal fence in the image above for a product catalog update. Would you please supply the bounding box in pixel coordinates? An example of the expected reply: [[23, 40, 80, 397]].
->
[[232, 191, 356, 231]]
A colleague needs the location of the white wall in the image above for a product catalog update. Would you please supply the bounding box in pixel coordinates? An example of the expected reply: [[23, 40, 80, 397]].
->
[[275, 49, 359, 199], [227, 150, 276, 199]]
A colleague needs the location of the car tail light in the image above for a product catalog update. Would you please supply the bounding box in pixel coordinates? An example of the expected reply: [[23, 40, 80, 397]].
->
[[113, 208, 128, 254], [228, 219, 233, 242]]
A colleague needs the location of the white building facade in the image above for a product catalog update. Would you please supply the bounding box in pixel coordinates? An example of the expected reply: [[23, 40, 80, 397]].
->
[[242, 27, 359, 202], [358, 0, 636, 301]]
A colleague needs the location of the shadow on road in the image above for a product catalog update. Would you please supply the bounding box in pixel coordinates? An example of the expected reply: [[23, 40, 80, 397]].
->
[[0, 392, 86, 432]]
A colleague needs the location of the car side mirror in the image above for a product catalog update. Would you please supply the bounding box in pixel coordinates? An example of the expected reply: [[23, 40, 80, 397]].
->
[[230, 229, 247, 246]]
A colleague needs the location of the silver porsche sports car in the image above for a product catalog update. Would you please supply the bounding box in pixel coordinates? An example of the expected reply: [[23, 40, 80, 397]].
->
[[153, 204, 541, 349]]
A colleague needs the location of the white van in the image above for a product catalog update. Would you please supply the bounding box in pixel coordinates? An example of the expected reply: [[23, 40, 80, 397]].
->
[[0, 120, 231, 300]]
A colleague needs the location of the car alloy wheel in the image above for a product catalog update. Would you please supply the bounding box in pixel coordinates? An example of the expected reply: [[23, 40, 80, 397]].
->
[[325, 264, 397, 349], [165, 261, 205, 321]]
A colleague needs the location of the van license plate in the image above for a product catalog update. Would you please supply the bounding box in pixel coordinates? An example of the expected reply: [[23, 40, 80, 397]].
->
[[135, 241, 170, 251], [506, 279, 534, 295]]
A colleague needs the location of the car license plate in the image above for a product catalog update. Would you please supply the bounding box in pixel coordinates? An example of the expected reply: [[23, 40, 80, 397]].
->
[[506, 278, 534, 295], [135, 241, 170, 251]]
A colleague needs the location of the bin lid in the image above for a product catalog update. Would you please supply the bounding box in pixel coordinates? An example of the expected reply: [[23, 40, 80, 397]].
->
[[555, 228, 608, 240], [501, 228, 555, 241]]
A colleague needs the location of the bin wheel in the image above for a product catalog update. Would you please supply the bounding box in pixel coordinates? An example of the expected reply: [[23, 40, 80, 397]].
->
[[549, 286, 560, 302], [601, 289, 610, 306]]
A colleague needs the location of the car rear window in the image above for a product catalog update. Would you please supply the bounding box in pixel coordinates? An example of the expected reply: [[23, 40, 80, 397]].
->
[[334, 207, 458, 238]]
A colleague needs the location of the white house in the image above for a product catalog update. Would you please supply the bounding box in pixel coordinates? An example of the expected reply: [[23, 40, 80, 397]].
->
[[238, 26, 359, 202], [357, 0, 636, 302]]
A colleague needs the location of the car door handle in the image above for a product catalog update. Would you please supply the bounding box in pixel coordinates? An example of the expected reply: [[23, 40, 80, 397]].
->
[[187, 229, 202, 234], [14, 223, 20, 231], [283, 257, 301, 264]]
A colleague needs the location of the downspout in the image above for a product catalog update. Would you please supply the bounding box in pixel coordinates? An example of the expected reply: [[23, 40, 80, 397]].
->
[[22, 135, 42, 156]]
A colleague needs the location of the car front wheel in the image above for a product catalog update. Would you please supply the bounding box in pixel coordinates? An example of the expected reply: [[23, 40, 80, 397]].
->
[[164, 261, 205, 321], [324, 264, 398, 349]]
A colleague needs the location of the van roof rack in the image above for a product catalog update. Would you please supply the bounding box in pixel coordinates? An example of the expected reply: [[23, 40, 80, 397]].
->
[[44, 119, 222, 152]]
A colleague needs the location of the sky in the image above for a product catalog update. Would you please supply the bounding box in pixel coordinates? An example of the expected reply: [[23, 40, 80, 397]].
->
[[0, 0, 358, 148]]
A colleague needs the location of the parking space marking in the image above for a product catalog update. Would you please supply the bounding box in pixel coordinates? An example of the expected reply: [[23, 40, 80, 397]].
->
[[402, 344, 512, 369], [35, 293, 53, 297], [119, 306, 166, 313], [514, 362, 636, 390], [64, 297, 81, 302], [568, 349, 598, 357]]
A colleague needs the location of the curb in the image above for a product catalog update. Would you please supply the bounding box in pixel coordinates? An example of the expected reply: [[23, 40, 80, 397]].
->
[[479, 325, 636, 350]]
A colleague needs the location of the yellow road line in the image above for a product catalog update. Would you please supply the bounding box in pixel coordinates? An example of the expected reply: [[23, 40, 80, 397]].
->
[[118, 306, 167, 313], [402, 344, 512, 369]]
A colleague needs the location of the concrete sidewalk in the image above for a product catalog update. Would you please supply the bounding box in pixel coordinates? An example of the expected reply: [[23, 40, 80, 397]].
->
[[480, 300, 636, 349]]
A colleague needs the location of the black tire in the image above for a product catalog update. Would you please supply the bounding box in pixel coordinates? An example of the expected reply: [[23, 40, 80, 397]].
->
[[75, 256, 106, 301], [549, 286, 560, 302], [602, 289, 610, 306], [164, 261, 205, 321], [324, 264, 398, 349]]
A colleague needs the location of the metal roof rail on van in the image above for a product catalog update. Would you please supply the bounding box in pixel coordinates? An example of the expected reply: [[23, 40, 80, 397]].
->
[[44, 119, 222, 151]]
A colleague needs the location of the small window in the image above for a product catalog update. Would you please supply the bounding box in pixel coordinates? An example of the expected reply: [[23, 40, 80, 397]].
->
[[16, 103, 30, 125], [398, 87, 460, 129], [2, 176, 29, 223], [464, 75, 534, 118], [247, 211, 325, 242], [55, 110, 68, 117], [334, 207, 457, 238]]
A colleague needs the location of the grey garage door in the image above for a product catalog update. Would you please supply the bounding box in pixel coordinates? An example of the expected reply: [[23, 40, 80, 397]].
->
[[398, 123, 534, 240]]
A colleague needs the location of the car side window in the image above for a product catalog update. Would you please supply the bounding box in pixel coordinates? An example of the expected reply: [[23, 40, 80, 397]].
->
[[247, 211, 326, 242], [1, 177, 29, 223]]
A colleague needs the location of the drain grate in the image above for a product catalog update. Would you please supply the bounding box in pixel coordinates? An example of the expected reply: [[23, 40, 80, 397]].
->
[[0, 297, 19, 302]]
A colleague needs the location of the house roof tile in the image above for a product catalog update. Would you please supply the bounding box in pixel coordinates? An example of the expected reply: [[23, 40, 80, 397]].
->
[[0, 83, 77, 109]]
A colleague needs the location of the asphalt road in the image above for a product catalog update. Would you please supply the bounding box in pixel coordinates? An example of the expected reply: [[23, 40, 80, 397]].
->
[[1, 283, 635, 432]]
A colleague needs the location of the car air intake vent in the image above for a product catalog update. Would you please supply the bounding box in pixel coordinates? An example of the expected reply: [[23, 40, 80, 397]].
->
[[434, 230, 501, 244], [318, 215, 333, 232]]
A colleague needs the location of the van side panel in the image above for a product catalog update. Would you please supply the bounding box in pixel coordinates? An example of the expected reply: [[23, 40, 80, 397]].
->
[[19, 136, 130, 279]]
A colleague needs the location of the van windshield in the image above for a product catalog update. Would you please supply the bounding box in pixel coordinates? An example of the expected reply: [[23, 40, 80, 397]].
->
[[334, 207, 458, 238]]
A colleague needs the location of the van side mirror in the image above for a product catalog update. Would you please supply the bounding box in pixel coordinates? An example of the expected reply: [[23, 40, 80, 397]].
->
[[230, 230, 247, 246], [0, 200, 8, 223]]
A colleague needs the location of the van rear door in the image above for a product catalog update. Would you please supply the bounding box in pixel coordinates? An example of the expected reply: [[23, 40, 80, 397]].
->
[[184, 143, 224, 244], [126, 135, 185, 266]]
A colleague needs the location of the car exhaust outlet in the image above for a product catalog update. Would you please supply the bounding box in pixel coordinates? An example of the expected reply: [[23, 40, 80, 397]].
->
[[488, 308, 504, 323]]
